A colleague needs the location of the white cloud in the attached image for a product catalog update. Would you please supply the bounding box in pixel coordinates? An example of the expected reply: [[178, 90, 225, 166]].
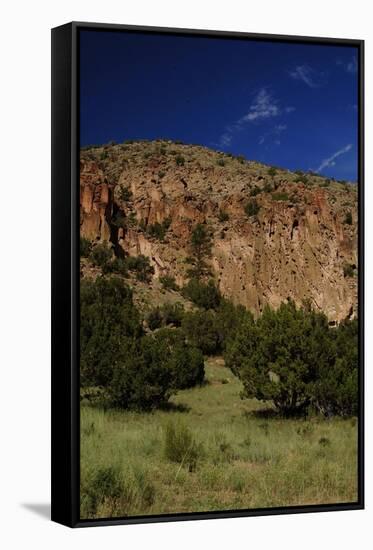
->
[[259, 124, 287, 146], [316, 144, 353, 173], [347, 56, 357, 74], [241, 89, 279, 122], [290, 65, 325, 88], [217, 89, 294, 148]]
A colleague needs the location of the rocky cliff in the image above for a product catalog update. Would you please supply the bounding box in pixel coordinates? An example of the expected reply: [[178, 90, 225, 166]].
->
[[80, 140, 358, 322]]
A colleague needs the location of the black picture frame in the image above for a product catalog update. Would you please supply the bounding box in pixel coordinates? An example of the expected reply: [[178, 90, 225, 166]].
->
[[51, 21, 365, 528]]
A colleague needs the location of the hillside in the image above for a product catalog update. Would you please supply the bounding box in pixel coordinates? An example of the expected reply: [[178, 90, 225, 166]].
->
[[80, 139, 358, 322]]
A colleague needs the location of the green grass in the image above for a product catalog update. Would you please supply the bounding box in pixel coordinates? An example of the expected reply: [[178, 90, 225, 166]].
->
[[80, 358, 358, 519]]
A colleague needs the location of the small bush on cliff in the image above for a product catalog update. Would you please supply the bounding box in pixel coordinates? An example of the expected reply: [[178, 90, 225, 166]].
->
[[159, 275, 179, 291], [80, 237, 92, 258], [118, 186, 133, 202], [218, 209, 230, 222], [90, 242, 112, 268], [102, 257, 128, 277], [126, 255, 155, 282], [186, 223, 213, 280], [343, 263, 355, 278], [244, 200, 260, 217], [147, 218, 171, 241], [344, 211, 353, 225], [249, 186, 261, 197], [147, 303, 185, 330], [272, 192, 289, 201], [175, 155, 185, 166], [183, 278, 221, 310], [268, 167, 277, 177]]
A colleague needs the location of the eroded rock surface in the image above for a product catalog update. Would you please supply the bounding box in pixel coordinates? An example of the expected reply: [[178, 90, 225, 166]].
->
[[80, 141, 358, 322]]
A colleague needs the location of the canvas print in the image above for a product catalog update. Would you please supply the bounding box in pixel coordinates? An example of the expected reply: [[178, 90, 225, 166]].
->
[[79, 29, 360, 520]]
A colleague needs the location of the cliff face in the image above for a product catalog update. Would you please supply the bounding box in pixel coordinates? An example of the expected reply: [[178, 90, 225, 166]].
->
[[80, 141, 358, 322]]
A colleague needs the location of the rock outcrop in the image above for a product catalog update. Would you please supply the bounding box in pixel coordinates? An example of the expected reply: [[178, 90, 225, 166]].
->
[[80, 140, 358, 322]]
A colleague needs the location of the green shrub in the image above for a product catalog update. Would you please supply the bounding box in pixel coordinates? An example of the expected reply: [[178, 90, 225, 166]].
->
[[225, 301, 333, 416], [80, 237, 92, 258], [263, 182, 274, 193], [83, 465, 124, 516], [126, 255, 154, 282], [225, 301, 358, 418], [147, 307, 163, 330], [186, 223, 213, 280], [159, 275, 179, 291], [183, 278, 221, 310], [244, 200, 260, 217], [175, 155, 185, 166], [118, 186, 133, 202], [155, 328, 205, 389], [343, 264, 355, 277], [147, 303, 185, 329], [108, 334, 176, 410], [215, 299, 253, 351], [313, 319, 358, 417], [218, 209, 229, 222], [344, 211, 353, 225], [268, 167, 277, 177], [182, 309, 221, 355], [249, 186, 261, 197], [102, 257, 128, 276], [320, 179, 331, 187], [80, 277, 142, 387], [164, 421, 200, 470], [295, 174, 309, 185], [272, 192, 289, 201], [90, 242, 112, 268], [147, 218, 171, 241]]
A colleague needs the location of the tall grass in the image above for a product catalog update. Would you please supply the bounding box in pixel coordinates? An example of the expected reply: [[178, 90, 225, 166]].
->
[[80, 358, 358, 518]]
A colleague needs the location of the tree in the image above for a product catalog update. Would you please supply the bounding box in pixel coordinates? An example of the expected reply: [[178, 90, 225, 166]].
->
[[155, 328, 205, 389], [183, 278, 221, 310], [126, 255, 155, 282], [182, 309, 221, 355], [108, 328, 204, 409], [313, 319, 358, 417], [90, 242, 112, 268], [225, 301, 333, 416], [80, 237, 92, 258], [108, 334, 176, 410], [187, 223, 213, 280], [80, 277, 142, 387], [215, 299, 253, 351]]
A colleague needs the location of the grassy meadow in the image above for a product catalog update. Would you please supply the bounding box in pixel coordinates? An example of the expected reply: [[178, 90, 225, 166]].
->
[[80, 357, 358, 519]]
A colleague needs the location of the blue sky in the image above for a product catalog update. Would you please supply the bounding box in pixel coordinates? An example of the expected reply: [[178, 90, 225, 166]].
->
[[80, 30, 359, 181]]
